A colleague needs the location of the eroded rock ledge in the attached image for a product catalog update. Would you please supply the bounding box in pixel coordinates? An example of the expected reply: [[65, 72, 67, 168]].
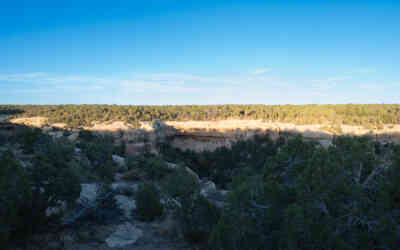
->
[[10, 117, 400, 153]]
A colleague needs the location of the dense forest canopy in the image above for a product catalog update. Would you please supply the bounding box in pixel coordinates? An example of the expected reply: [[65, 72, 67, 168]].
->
[[1, 104, 400, 129]]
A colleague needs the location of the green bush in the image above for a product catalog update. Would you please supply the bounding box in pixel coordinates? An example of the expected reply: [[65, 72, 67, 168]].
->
[[142, 157, 172, 180], [0, 150, 31, 247], [95, 160, 117, 183], [30, 138, 82, 207], [0, 149, 81, 248], [79, 134, 114, 164], [79, 134, 117, 182], [177, 193, 221, 244], [162, 167, 199, 199], [128, 156, 172, 180], [160, 134, 276, 188], [35, 137, 75, 169], [84, 184, 123, 224], [113, 139, 126, 157], [78, 130, 96, 141], [161, 167, 219, 243], [16, 127, 44, 153], [135, 183, 163, 221], [0, 132, 7, 145], [208, 136, 400, 250], [0, 127, 85, 248], [209, 175, 268, 250]]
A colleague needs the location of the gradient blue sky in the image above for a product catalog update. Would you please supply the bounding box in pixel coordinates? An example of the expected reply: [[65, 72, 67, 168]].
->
[[1, 0, 399, 105]]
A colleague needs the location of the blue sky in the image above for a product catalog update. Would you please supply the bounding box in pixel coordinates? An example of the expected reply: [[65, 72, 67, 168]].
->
[[1, 0, 399, 105]]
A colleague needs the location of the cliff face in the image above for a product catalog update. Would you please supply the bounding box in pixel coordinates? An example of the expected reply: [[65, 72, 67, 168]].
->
[[157, 120, 400, 151], [9, 117, 400, 154]]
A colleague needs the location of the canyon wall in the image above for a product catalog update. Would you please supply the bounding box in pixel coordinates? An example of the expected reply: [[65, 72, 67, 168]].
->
[[9, 117, 400, 154]]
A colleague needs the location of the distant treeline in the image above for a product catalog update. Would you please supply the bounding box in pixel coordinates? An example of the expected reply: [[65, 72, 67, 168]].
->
[[0, 104, 399, 128]]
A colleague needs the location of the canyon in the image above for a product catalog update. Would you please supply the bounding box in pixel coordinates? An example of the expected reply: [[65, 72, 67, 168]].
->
[[10, 117, 400, 154]]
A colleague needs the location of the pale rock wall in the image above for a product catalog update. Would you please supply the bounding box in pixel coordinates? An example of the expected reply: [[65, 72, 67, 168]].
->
[[10, 117, 48, 127], [9, 117, 400, 153]]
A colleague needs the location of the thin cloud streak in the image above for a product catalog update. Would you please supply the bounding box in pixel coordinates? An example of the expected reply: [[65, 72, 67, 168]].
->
[[250, 68, 272, 75], [1, 72, 286, 94], [1, 70, 394, 105], [352, 68, 377, 74]]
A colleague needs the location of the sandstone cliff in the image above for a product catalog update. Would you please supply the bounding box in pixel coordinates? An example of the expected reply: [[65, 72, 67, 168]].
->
[[9, 117, 400, 153]]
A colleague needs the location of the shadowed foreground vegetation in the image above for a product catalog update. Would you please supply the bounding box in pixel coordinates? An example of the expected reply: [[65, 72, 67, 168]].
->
[[1, 117, 400, 249], [160, 135, 400, 249], [1, 104, 400, 129]]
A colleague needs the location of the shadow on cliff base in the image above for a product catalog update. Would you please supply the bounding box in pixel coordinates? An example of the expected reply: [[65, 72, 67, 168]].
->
[[2, 118, 400, 155]]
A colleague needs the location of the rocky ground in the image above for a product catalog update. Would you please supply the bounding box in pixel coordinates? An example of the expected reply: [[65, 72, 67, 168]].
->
[[27, 221, 191, 250], [1, 119, 228, 250], [15, 181, 190, 250], [12, 164, 226, 250], [22, 223, 191, 250]]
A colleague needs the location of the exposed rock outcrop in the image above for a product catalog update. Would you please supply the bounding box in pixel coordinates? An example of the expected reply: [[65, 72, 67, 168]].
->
[[10, 117, 400, 153], [79, 183, 99, 203], [166, 162, 200, 183], [10, 116, 48, 127], [68, 132, 79, 142], [112, 155, 126, 170], [199, 180, 228, 208], [115, 195, 136, 219], [105, 222, 143, 248]]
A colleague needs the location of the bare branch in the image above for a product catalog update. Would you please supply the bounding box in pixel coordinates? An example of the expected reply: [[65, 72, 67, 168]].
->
[[362, 164, 388, 188], [251, 201, 269, 210], [355, 163, 362, 184]]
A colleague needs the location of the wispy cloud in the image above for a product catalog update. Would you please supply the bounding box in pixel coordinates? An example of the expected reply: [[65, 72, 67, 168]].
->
[[1, 70, 395, 105], [352, 68, 377, 74], [1, 71, 295, 99], [0, 72, 111, 85], [0, 72, 240, 94], [133, 73, 241, 85], [119, 79, 202, 93], [250, 68, 272, 75], [311, 76, 353, 90], [0, 72, 47, 82], [312, 76, 352, 83], [0, 71, 326, 96]]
